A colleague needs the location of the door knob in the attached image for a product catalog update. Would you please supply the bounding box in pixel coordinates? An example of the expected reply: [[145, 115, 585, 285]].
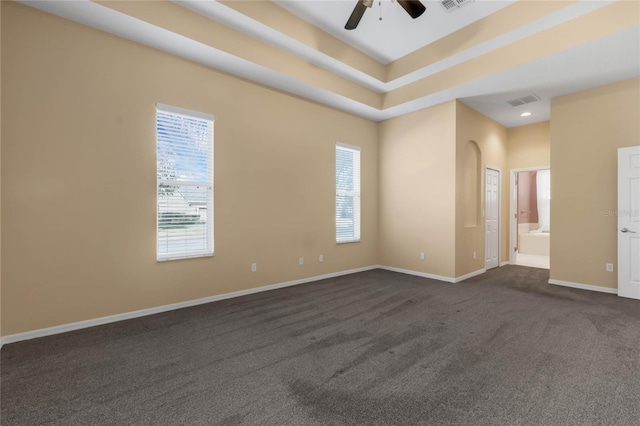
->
[[620, 228, 636, 233]]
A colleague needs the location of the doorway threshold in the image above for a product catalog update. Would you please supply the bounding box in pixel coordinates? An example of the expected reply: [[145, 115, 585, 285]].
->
[[515, 253, 549, 269]]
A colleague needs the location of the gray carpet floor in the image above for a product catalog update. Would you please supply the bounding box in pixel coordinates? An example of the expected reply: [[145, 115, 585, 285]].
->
[[2, 266, 640, 425]]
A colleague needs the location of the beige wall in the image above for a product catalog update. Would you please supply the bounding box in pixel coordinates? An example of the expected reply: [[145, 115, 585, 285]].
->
[[378, 101, 509, 280], [508, 121, 551, 170], [2, 2, 637, 338], [387, 1, 575, 81], [1, 3, 378, 335], [99, 0, 382, 109], [550, 77, 640, 289], [219, 0, 386, 82], [378, 102, 457, 279], [0, 0, 3, 339], [383, 1, 640, 110], [455, 101, 509, 277]]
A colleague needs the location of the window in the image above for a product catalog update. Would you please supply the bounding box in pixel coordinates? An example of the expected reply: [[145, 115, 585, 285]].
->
[[156, 104, 214, 261], [336, 143, 361, 243]]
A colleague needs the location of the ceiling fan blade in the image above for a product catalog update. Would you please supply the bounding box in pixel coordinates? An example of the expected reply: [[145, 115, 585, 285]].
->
[[398, 0, 426, 19], [345, 0, 368, 30]]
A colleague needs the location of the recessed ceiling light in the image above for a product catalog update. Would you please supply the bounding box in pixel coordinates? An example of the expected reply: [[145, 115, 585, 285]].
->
[[520, 112, 532, 117]]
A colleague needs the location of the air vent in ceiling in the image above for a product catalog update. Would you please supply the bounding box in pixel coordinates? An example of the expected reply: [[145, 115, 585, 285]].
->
[[441, 0, 474, 12], [506, 94, 541, 107]]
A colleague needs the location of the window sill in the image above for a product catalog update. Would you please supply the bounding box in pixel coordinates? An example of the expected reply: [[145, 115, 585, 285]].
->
[[337, 239, 360, 244], [157, 252, 214, 262]]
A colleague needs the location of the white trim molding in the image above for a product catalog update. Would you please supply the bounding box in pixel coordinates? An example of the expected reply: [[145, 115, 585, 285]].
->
[[455, 268, 487, 282], [500, 260, 510, 267], [548, 279, 617, 295], [1, 265, 378, 346], [378, 265, 455, 283], [378, 265, 489, 283], [8, 267, 619, 348]]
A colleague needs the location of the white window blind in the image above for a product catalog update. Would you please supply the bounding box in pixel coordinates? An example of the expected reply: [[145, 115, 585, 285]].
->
[[336, 143, 361, 243], [156, 104, 214, 261]]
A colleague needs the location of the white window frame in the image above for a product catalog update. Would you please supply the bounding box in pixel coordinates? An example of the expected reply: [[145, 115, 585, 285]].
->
[[156, 103, 214, 261], [336, 143, 361, 243]]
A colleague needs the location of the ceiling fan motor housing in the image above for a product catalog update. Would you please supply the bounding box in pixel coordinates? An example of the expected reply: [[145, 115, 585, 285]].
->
[[345, 0, 425, 30]]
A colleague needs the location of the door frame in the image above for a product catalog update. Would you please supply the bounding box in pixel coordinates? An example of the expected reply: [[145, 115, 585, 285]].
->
[[485, 166, 501, 270], [509, 166, 550, 265], [617, 146, 640, 299]]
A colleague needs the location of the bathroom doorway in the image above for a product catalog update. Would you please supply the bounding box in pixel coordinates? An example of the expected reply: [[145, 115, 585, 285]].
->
[[509, 167, 550, 269]]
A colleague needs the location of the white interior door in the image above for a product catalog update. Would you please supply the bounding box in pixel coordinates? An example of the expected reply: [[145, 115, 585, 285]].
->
[[485, 168, 500, 270], [618, 146, 640, 299]]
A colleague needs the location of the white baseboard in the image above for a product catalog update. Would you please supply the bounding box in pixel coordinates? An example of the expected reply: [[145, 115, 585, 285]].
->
[[379, 265, 488, 283], [500, 260, 510, 267], [1, 265, 379, 346], [7, 267, 616, 347], [378, 265, 455, 283], [455, 268, 486, 282], [548, 279, 617, 295]]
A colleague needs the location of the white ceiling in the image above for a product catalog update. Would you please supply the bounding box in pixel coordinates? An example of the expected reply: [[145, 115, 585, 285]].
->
[[272, 0, 640, 127], [19, 0, 640, 128], [274, 0, 516, 64]]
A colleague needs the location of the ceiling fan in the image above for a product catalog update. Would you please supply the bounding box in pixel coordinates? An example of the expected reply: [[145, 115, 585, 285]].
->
[[345, 0, 426, 30]]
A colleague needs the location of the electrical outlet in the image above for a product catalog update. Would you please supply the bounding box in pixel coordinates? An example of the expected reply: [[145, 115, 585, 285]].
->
[[420, 252, 425, 260], [299, 257, 304, 265], [606, 263, 614, 272], [473, 251, 477, 260], [319, 254, 324, 263], [251, 263, 257, 272]]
